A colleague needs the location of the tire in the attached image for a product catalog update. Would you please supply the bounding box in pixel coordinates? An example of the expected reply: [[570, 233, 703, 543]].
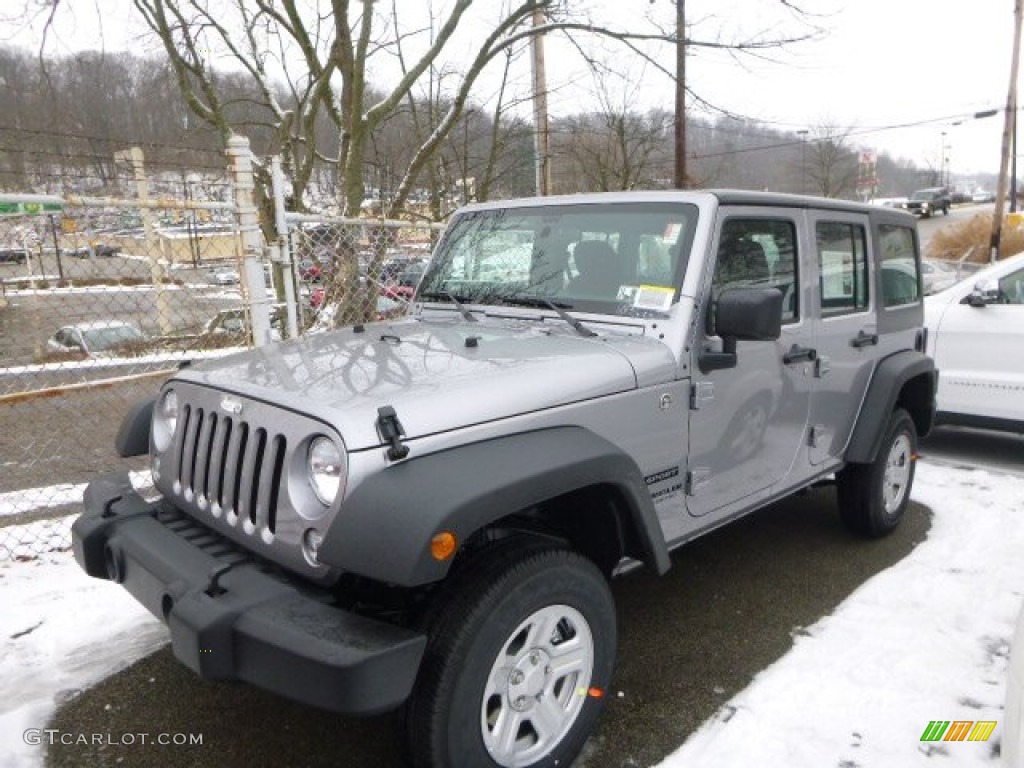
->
[[404, 542, 617, 768], [837, 407, 917, 537]]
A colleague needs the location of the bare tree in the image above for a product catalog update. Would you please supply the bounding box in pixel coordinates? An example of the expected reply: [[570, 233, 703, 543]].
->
[[806, 123, 858, 198]]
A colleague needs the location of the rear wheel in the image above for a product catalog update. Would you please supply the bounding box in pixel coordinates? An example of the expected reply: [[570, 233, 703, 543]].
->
[[404, 542, 616, 768], [837, 408, 917, 537]]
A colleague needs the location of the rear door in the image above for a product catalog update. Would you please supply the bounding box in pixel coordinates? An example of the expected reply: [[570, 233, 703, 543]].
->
[[805, 212, 878, 465]]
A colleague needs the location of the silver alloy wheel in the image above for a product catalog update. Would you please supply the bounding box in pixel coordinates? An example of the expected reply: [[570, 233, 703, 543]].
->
[[481, 604, 594, 767], [882, 433, 912, 514]]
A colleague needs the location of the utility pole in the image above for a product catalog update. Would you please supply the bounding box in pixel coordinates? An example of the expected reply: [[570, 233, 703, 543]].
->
[[673, 0, 686, 189], [797, 129, 809, 194], [991, 0, 1022, 263], [531, 5, 551, 196]]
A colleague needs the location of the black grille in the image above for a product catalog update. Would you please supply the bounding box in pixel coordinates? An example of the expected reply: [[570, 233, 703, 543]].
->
[[174, 405, 287, 534]]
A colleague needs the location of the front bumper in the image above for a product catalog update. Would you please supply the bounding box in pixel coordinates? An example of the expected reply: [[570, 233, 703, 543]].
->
[[72, 472, 426, 715]]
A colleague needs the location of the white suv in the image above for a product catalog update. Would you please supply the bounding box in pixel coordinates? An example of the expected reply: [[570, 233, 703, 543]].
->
[[924, 251, 1024, 431]]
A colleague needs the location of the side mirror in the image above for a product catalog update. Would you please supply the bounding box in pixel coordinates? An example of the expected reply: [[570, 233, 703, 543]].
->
[[701, 287, 783, 372], [962, 278, 1000, 307]]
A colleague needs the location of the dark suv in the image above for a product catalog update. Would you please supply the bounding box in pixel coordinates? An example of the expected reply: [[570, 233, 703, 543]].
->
[[901, 187, 951, 218]]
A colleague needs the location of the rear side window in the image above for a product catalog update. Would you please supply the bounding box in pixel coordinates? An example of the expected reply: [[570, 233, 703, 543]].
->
[[878, 225, 921, 307], [817, 221, 869, 316], [713, 218, 799, 323]]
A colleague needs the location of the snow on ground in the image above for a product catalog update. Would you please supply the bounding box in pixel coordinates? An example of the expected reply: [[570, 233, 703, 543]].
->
[[0, 347, 245, 377], [0, 550, 166, 768], [658, 461, 1024, 768], [0, 471, 152, 519], [0, 459, 1021, 767]]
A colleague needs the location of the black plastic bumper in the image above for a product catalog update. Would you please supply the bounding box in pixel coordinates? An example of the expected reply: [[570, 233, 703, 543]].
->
[[72, 472, 427, 715]]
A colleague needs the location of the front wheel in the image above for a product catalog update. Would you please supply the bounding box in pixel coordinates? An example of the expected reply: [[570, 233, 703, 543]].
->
[[837, 408, 917, 537], [404, 543, 617, 768]]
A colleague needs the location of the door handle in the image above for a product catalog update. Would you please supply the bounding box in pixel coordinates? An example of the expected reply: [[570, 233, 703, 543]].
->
[[850, 330, 879, 348], [783, 344, 817, 364]]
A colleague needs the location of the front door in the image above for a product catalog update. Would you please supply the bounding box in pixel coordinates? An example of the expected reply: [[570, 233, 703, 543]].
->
[[686, 211, 813, 518]]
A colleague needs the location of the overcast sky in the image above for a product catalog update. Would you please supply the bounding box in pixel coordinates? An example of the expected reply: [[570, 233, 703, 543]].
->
[[4, 0, 1018, 179]]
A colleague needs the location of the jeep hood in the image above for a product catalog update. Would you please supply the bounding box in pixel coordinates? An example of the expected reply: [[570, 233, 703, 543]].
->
[[178, 318, 673, 450]]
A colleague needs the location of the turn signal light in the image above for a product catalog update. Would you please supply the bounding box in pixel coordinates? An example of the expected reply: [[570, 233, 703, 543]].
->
[[430, 531, 457, 561]]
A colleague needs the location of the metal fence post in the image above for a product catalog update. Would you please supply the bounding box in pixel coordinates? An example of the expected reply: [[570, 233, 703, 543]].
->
[[115, 147, 174, 335], [271, 156, 300, 339], [226, 135, 272, 347]]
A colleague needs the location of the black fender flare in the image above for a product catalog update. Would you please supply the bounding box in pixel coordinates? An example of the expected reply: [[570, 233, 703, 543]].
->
[[844, 350, 936, 464], [115, 397, 155, 458], [318, 426, 671, 587]]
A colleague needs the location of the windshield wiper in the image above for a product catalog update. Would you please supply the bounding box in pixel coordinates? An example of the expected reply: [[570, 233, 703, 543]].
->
[[419, 291, 478, 322], [498, 296, 597, 338]]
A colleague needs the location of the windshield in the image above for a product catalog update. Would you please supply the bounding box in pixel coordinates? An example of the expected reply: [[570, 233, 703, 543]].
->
[[418, 202, 698, 317], [910, 190, 937, 201], [82, 325, 144, 351]]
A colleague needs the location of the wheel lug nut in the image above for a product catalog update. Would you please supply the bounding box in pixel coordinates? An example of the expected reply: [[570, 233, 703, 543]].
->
[[530, 651, 540, 665], [515, 696, 527, 709]]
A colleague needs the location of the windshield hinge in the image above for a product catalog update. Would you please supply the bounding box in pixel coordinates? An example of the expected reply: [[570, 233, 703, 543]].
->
[[377, 405, 410, 461], [690, 382, 714, 410]]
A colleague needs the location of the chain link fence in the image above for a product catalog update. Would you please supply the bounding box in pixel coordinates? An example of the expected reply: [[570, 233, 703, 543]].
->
[[1, 159, 248, 561], [285, 214, 441, 330], [1, 141, 446, 562]]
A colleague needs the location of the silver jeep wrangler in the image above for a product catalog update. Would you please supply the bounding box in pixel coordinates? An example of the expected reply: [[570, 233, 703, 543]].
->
[[73, 190, 936, 768]]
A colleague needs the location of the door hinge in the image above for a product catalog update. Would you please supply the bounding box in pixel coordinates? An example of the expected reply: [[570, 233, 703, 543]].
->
[[686, 468, 711, 495], [690, 382, 714, 410], [815, 355, 831, 378]]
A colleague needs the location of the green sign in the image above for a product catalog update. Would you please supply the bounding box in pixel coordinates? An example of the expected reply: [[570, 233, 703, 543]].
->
[[0, 201, 64, 215]]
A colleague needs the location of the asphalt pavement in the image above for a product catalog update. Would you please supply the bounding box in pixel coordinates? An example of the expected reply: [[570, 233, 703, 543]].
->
[[43, 488, 931, 768]]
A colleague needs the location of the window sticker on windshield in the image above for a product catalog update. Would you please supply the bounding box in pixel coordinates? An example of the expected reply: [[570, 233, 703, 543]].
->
[[663, 222, 683, 242], [632, 285, 675, 312]]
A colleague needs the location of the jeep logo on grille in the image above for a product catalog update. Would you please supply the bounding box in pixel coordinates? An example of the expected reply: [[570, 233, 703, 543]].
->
[[220, 396, 243, 415]]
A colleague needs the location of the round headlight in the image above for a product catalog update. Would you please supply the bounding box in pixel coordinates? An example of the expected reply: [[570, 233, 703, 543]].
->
[[153, 389, 179, 452], [308, 437, 344, 505]]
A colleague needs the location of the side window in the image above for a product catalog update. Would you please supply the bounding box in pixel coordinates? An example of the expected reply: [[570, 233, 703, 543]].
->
[[714, 218, 798, 323], [998, 266, 1024, 304], [817, 221, 869, 316], [878, 224, 921, 307]]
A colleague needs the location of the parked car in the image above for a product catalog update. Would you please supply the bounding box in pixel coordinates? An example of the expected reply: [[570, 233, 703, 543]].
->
[[69, 243, 121, 258], [397, 258, 427, 288], [308, 289, 406, 320], [924, 251, 1024, 432], [0, 247, 28, 264], [72, 191, 935, 768], [207, 266, 240, 286], [204, 307, 284, 341], [47, 321, 147, 356], [972, 189, 995, 204], [920, 258, 958, 295], [297, 258, 323, 282], [899, 187, 951, 218]]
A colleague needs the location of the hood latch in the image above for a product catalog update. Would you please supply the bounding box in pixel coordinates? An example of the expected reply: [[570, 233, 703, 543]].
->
[[377, 405, 410, 461]]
